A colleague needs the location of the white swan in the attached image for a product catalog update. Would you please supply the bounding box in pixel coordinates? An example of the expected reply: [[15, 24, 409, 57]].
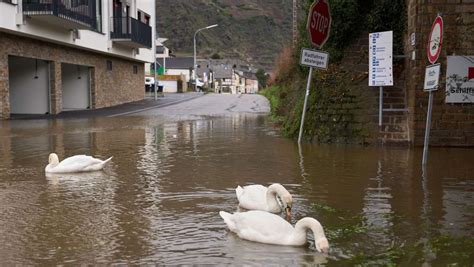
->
[[236, 183, 293, 217], [45, 153, 113, 173], [219, 210, 329, 253]]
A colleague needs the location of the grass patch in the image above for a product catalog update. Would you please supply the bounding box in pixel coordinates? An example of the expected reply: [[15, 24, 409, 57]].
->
[[260, 86, 284, 122], [311, 202, 338, 213]]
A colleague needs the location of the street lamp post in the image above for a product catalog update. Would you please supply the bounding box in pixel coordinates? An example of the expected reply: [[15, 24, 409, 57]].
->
[[193, 24, 218, 92], [153, 36, 158, 101]]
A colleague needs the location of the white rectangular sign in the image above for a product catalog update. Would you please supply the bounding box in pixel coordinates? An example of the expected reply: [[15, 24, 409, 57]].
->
[[300, 48, 329, 70], [424, 63, 441, 91], [445, 56, 474, 103], [369, 31, 393, 86]]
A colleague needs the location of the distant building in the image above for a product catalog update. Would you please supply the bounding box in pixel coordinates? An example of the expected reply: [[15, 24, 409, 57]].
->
[[213, 64, 234, 93], [210, 60, 258, 94], [0, 0, 155, 118], [146, 37, 171, 76], [156, 57, 193, 83], [239, 71, 259, 94], [196, 59, 213, 88]]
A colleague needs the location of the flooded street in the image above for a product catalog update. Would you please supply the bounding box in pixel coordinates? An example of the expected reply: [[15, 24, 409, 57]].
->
[[0, 95, 473, 265]]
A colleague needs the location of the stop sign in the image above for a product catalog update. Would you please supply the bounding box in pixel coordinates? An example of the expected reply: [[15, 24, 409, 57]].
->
[[307, 0, 332, 48]]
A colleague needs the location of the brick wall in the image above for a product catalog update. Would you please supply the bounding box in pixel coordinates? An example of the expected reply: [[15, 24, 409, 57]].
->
[[303, 1, 472, 147], [341, 33, 410, 145], [0, 32, 145, 119], [406, 0, 474, 146]]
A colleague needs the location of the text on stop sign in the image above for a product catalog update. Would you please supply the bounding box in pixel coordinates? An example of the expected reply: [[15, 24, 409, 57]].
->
[[311, 12, 329, 34]]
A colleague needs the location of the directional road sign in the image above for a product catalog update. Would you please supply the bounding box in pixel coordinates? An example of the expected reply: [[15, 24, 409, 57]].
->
[[369, 31, 393, 86]]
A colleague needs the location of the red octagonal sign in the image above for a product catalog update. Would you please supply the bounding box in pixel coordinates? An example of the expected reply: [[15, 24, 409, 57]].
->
[[307, 0, 332, 49]]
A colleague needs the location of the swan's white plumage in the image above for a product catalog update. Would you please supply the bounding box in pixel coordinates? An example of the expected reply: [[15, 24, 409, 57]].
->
[[45, 153, 112, 173], [219, 210, 329, 252], [235, 184, 292, 213]]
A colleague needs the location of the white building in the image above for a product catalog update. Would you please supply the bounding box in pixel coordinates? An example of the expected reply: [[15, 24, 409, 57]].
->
[[145, 37, 170, 76], [156, 57, 193, 82], [235, 71, 259, 94], [0, 0, 155, 118]]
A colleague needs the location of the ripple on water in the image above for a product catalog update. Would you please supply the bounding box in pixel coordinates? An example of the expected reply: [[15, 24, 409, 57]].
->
[[1, 115, 473, 265]]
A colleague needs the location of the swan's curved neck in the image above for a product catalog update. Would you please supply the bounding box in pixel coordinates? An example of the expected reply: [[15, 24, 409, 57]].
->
[[45, 163, 57, 173], [266, 184, 285, 212], [294, 217, 326, 240]]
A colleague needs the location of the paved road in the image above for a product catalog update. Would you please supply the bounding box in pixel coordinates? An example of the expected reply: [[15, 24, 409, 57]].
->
[[9, 92, 269, 120], [134, 93, 270, 116]]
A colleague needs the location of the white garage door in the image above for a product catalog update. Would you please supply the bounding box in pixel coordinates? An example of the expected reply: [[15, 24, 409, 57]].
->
[[162, 80, 178, 93], [62, 63, 90, 110], [8, 56, 50, 114]]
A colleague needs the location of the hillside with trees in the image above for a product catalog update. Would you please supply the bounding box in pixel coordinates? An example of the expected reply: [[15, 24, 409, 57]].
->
[[156, 0, 293, 70]]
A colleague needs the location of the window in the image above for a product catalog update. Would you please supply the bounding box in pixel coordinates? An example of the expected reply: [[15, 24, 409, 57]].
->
[[133, 65, 138, 74], [144, 14, 150, 25], [95, 0, 102, 32], [156, 46, 165, 54], [106, 60, 112, 71], [138, 10, 150, 25]]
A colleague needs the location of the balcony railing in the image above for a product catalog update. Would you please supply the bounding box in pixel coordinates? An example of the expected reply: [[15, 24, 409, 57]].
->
[[23, 0, 97, 30], [110, 17, 152, 49]]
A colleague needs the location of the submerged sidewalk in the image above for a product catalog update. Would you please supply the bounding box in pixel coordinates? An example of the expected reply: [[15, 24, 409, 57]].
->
[[10, 92, 204, 120]]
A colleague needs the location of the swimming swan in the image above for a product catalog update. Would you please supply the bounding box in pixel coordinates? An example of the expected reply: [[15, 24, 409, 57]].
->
[[219, 210, 329, 253], [236, 183, 293, 217], [45, 153, 113, 173]]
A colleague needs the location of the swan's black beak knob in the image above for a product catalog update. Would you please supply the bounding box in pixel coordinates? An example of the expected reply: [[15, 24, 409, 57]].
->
[[285, 206, 292, 219]]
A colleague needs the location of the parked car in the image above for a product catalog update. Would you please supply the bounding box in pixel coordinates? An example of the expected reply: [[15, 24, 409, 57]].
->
[[191, 78, 205, 91], [145, 77, 155, 92]]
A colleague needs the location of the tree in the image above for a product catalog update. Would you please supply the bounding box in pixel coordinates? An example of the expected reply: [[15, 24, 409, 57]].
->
[[211, 53, 221, 59], [256, 68, 268, 89]]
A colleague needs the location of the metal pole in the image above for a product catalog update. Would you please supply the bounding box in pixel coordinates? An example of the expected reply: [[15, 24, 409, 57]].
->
[[193, 32, 197, 92], [379, 86, 383, 127], [298, 67, 313, 144], [422, 91, 434, 165], [154, 60, 157, 101]]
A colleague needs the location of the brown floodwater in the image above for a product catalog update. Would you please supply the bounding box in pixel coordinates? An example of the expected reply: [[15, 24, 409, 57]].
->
[[0, 115, 473, 265]]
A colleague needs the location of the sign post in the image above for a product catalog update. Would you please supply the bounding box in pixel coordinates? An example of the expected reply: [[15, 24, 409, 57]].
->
[[298, 0, 331, 144], [369, 31, 393, 127], [422, 15, 443, 165]]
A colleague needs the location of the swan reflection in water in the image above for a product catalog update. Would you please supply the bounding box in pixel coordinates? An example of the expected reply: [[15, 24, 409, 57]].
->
[[223, 230, 329, 265], [45, 171, 110, 187]]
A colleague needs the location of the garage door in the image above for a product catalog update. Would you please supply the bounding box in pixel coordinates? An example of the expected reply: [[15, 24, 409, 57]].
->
[[62, 63, 90, 110], [162, 80, 178, 93], [8, 56, 50, 114]]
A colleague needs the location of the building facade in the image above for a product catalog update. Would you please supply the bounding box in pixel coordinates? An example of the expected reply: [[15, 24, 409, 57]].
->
[[156, 57, 193, 83], [0, 0, 155, 118], [145, 37, 170, 76], [234, 70, 258, 94], [405, 0, 474, 146], [340, 1, 473, 146]]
